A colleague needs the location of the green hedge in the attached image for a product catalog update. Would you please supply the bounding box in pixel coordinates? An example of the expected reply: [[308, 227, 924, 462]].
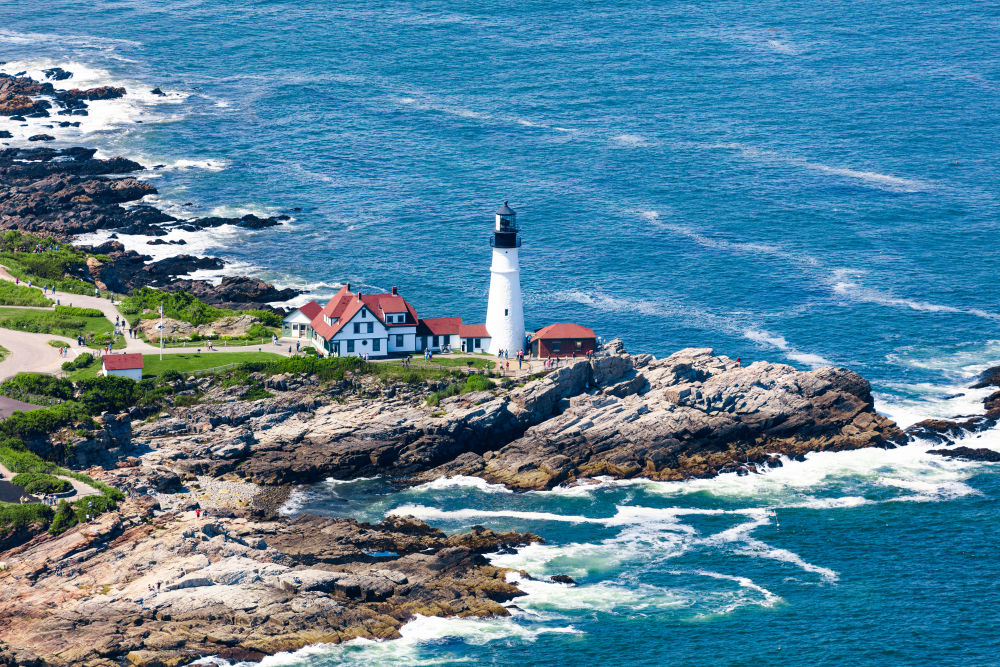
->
[[54, 305, 104, 318], [11, 473, 71, 495]]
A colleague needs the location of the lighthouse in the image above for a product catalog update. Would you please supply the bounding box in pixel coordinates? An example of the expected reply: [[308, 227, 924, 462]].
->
[[486, 201, 525, 356]]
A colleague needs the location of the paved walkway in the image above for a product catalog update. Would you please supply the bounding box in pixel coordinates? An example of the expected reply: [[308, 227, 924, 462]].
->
[[0, 329, 81, 381], [0, 396, 42, 419]]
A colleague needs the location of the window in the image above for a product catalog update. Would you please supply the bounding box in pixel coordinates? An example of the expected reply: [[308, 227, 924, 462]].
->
[[552, 341, 562, 353], [373, 338, 381, 351], [353, 323, 360, 334], [396, 335, 404, 347], [474, 338, 481, 348], [575, 340, 583, 350], [505, 309, 508, 316], [361, 309, 366, 318], [347, 340, 355, 353], [433, 335, 439, 347], [367, 322, 374, 334], [332, 342, 340, 355]]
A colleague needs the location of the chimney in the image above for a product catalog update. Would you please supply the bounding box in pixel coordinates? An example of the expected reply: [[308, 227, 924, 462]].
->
[[391, 286, 398, 295]]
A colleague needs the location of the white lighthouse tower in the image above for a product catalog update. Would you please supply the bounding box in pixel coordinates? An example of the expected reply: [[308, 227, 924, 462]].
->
[[486, 201, 525, 356]]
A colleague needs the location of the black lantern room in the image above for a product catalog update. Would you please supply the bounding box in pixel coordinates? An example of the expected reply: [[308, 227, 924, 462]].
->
[[491, 201, 521, 248]]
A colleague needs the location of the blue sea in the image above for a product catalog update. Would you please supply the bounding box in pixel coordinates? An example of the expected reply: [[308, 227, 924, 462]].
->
[[2, 1, 999, 664]]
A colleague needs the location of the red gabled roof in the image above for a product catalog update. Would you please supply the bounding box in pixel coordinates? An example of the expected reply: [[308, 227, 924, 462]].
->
[[310, 285, 420, 340], [418, 317, 462, 336], [102, 353, 143, 370], [531, 323, 596, 341], [361, 293, 418, 327], [297, 300, 322, 320], [459, 323, 490, 338]]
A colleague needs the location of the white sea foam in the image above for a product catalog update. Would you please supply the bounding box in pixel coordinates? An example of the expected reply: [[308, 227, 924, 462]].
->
[[612, 133, 654, 147], [742, 328, 831, 367], [507, 574, 686, 613], [194, 613, 580, 666], [710, 143, 930, 192], [388, 504, 600, 525], [637, 209, 822, 267], [0, 59, 190, 145], [830, 269, 1000, 321], [412, 475, 513, 494]]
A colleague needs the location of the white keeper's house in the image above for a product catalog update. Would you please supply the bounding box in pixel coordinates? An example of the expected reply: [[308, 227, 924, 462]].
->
[[294, 284, 492, 358]]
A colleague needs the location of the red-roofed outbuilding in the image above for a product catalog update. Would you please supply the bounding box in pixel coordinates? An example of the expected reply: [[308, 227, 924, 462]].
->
[[101, 353, 144, 380], [530, 323, 597, 358]]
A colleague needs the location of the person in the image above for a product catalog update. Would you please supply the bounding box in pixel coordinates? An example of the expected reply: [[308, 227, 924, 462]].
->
[[736, 357, 741, 367], [296, 341, 300, 352], [196, 508, 200, 518], [518, 356, 522, 370], [288, 345, 292, 354], [505, 360, 510, 374], [94, 287, 99, 298]]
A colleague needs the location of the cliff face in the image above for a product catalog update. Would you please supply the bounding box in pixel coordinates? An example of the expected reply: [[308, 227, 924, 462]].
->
[[132, 346, 904, 492]]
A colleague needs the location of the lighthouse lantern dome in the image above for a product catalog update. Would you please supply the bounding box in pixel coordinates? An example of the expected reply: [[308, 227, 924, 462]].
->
[[491, 201, 520, 248]]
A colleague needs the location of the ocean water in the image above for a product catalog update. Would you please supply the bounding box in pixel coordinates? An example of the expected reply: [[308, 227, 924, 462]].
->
[[2, 1, 999, 664]]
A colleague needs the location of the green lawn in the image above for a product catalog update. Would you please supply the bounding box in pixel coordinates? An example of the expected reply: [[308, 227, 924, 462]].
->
[[380, 355, 494, 370], [142, 352, 284, 378], [0, 281, 52, 307], [64, 351, 286, 381]]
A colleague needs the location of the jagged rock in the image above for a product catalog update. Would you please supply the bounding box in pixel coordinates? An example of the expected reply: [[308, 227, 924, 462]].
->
[[928, 446, 1000, 462], [27, 134, 54, 142], [42, 67, 73, 81]]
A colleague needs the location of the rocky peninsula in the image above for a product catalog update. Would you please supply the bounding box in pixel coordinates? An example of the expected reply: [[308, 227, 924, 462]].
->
[[0, 340, 917, 666]]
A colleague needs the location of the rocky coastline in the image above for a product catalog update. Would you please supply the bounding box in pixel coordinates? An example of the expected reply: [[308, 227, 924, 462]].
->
[[0, 340, 925, 666], [1, 70, 299, 311]]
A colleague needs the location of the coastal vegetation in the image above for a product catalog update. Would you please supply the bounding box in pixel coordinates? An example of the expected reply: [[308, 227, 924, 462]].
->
[[0, 306, 118, 349], [0, 279, 52, 306], [426, 373, 495, 406], [0, 230, 99, 296], [121, 287, 282, 327], [0, 344, 7, 362]]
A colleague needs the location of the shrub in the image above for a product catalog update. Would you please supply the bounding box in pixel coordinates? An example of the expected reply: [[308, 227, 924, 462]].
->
[[464, 374, 495, 393], [0, 373, 74, 402], [0, 502, 53, 534], [48, 339, 69, 348], [49, 499, 75, 534], [62, 352, 95, 371], [0, 403, 92, 440], [0, 440, 55, 474], [239, 385, 273, 401], [74, 375, 139, 414], [11, 473, 72, 495]]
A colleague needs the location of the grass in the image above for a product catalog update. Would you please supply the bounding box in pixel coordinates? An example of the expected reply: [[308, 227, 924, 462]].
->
[[0, 281, 52, 307], [48, 339, 69, 348], [0, 307, 112, 338], [0, 344, 7, 362], [141, 352, 284, 378]]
